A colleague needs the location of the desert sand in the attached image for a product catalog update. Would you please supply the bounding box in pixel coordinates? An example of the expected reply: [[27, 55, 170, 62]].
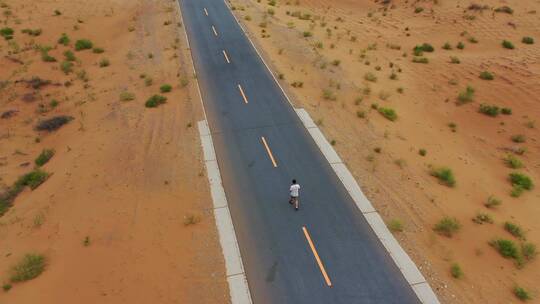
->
[[228, 0, 539, 302], [0, 0, 228, 303]]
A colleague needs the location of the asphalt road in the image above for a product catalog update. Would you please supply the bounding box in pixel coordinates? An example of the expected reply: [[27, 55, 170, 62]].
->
[[178, 0, 420, 303]]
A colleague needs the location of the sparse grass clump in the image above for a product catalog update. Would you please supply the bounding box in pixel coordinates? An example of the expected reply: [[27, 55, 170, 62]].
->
[[490, 239, 519, 259], [35, 149, 54, 167], [434, 217, 460, 237], [505, 154, 523, 169], [450, 263, 463, 278], [511, 134, 526, 143], [99, 58, 110, 67], [495, 6, 514, 14], [60, 61, 73, 74], [322, 89, 336, 100], [10, 254, 46, 282], [522, 243, 537, 261], [145, 95, 167, 108], [479, 104, 500, 117], [58, 33, 70, 45], [501, 108, 512, 115], [93, 47, 104, 54], [456, 42, 465, 49], [21, 28, 42, 36], [479, 71, 494, 80], [450, 56, 460, 64], [509, 173, 533, 197], [160, 84, 172, 93], [442, 42, 452, 50], [303, 31, 312, 37], [64, 50, 76, 61], [502, 40, 515, 49], [75, 39, 93, 51], [472, 213, 493, 224], [3, 283, 12, 291], [514, 286, 531, 301], [414, 7, 424, 13], [457, 86, 475, 104], [412, 56, 429, 64], [184, 214, 200, 226], [387, 219, 403, 232], [431, 167, 456, 187], [364, 72, 377, 82], [504, 222, 525, 239], [378, 107, 397, 121], [522, 37, 534, 45], [119, 91, 135, 101], [413, 43, 434, 56]]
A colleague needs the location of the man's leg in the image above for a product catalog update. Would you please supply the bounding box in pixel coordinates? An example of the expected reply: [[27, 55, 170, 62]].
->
[[295, 197, 299, 210]]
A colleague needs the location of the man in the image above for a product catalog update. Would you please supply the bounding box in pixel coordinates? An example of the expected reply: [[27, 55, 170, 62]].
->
[[289, 179, 300, 211]]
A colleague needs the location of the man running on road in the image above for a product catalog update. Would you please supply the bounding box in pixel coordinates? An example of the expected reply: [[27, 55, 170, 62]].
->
[[289, 179, 300, 211]]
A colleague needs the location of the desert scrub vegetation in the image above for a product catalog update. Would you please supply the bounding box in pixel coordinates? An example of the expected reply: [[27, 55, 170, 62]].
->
[[378, 107, 397, 121], [495, 6, 514, 14], [412, 57, 428, 64], [0, 27, 14, 40], [58, 33, 70, 45], [36, 116, 73, 131], [434, 217, 460, 237], [522, 243, 537, 261], [442, 42, 452, 50], [450, 263, 463, 279], [413, 43, 434, 56], [457, 85, 475, 104], [478, 104, 500, 117], [21, 28, 42, 36], [502, 40, 515, 49], [504, 222, 525, 239], [456, 42, 465, 50], [93, 47, 104, 54], [364, 72, 377, 82], [322, 89, 336, 101], [75, 39, 93, 51], [64, 50, 76, 61], [35, 149, 54, 167], [450, 56, 460, 64], [184, 214, 201, 226], [145, 95, 167, 108], [522, 37, 534, 45], [479, 71, 494, 80], [387, 219, 403, 232], [0, 169, 51, 215], [472, 213, 493, 224], [38, 46, 56, 62], [431, 167, 456, 187], [119, 91, 135, 102], [99, 58, 110, 67], [160, 84, 172, 93], [511, 134, 526, 143], [514, 286, 531, 301], [501, 107, 512, 115], [490, 239, 519, 259], [10, 254, 46, 282], [505, 154, 523, 169], [509, 172, 533, 197]]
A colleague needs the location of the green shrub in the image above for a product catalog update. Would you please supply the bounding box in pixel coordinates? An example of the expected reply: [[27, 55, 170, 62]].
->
[[431, 167, 456, 187], [160, 84, 172, 93], [413, 43, 434, 55], [514, 286, 531, 301], [442, 42, 452, 50], [479, 71, 494, 80], [504, 222, 525, 239], [75, 39, 93, 51], [419, 149, 427, 156], [456, 42, 465, 49], [522, 37, 534, 45], [303, 31, 312, 37], [457, 86, 475, 104], [64, 50, 76, 61], [35, 149, 54, 167], [0, 27, 14, 40], [414, 7, 424, 13], [509, 173, 533, 190], [434, 217, 461, 237], [468, 37, 478, 43], [450, 263, 463, 278], [15, 170, 50, 190], [119, 91, 135, 101], [502, 40, 515, 49], [490, 239, 519, 259], [387, 219, 403, 232], [511, 134, 526, 143], [501, 108, 512, 115], [10, 254, 46, 282], [479, 104, 500, 117], [93, 47, 104, 53], [99, 58, 110, 67], [60, 61, 73, 74], [485, 196, 501, 208], [378, 107, 397, 121], [505, 155, 523, 169], [58, 33, 70, 45], [145, 95, 167, 108], [522, 243, 537, 261], [2, 283, 11, 291]]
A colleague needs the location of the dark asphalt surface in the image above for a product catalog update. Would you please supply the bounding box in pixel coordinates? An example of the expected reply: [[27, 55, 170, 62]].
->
[[178, 0, 420, 303]]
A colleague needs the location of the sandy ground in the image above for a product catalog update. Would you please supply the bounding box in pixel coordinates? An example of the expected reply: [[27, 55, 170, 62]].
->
[[228, 0, 540, 302], [0, 0, 228, 303]]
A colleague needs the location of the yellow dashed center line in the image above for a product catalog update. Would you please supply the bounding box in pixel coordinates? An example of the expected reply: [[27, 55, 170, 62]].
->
[[223, 50, 231, 63], [212, 25, 218, 36], [204, 8, 208, 16], [302, 226, 332, 287], [261, 136, 278, 168], [238, 84, 248, 104]]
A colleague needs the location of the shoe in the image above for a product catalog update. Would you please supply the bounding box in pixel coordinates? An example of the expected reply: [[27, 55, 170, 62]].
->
[[295, 206, 299, 211], [289, 200, 293, 205]]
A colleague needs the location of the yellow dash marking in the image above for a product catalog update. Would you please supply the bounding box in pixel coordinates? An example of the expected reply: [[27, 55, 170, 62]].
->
[[204, 8, 208, 16], [238, 84, 248, 104], [261, 137, 278, 168], [212, 25, 218, 36], [223, 50, 231, 63], [302, 226, 332, 287]]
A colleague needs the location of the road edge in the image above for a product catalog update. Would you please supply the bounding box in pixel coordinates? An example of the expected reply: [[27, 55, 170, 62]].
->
[[219, 0, 440, 301], [198, 120, 253, 304]]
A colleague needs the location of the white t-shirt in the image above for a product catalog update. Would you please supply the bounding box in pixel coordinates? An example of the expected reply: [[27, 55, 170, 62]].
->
[[290, 184, 300, 197]]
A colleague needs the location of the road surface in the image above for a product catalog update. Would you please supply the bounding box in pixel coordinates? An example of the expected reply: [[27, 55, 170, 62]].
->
[[178, 0, 421, 303]]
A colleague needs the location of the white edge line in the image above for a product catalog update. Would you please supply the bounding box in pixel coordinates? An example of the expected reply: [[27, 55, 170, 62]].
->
[[176, 2, 253, 304], [221, 1, 439, 303]]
